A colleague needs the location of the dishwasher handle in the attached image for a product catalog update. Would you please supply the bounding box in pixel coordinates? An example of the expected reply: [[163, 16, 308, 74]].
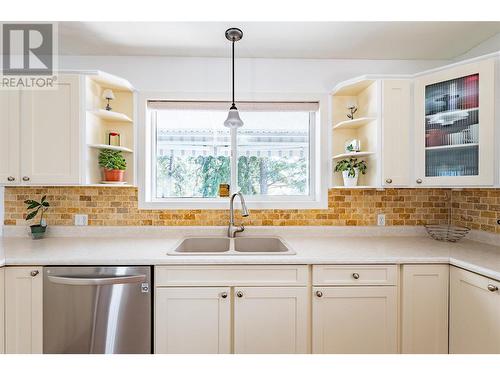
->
[[47, 274, 147, 286]]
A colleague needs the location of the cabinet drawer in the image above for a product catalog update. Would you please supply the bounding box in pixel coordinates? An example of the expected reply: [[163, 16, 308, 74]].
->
[[313, 265, 398, 286], [156, 265, 308, 287]]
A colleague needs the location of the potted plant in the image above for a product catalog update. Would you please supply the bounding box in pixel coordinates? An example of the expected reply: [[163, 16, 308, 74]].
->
[[334, 158, 367, 187], [24, 195, 50, 239], [98, 149, 127, 182]]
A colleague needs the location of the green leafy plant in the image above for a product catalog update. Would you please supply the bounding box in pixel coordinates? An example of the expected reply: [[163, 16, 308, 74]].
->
[[334, 158, 367, 178], [24, 195, 50, 226], [98, 149, 127, 170]]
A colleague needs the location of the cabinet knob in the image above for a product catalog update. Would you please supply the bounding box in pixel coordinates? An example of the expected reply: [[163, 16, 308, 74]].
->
[[315, 291, 323, 298], [416, 178, 423, 184], [352, 273, 360, 280], [22, 176, 30, 182], [30, 270, 39, 277], [385, 178, 392, 184], [487, 284, 498, 292], [7, 176, 15, 182], [220, 292, 228, 299], [236, 291, 244, 298]]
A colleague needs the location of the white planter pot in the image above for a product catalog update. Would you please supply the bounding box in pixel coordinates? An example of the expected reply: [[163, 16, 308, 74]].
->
[[342, 169, 359, 187]]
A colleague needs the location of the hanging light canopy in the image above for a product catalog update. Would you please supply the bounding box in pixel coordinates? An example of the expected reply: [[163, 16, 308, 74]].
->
[[223, 27, 244, 129]]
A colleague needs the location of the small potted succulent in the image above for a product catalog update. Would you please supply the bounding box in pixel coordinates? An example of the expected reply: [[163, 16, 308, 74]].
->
[[24, 195, 50, 239], [334, 158, 367, 187], [98, 149, 127, 182]]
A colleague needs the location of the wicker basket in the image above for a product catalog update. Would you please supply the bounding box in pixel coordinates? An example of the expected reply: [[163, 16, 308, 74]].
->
[[424, 224, 470, 242]]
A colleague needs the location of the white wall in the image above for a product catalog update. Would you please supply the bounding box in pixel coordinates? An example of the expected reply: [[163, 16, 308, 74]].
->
[[60, 55, 450, 94]]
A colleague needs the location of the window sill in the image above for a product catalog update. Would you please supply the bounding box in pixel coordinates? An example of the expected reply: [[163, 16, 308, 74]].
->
[[139, 197, 328, 210]]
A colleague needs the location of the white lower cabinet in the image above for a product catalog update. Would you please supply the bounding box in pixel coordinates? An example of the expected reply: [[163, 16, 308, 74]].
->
[[401, 265, 449, 354], [5, 267, 43, 354], [312, 286, 398, 353], [233, 287, 308, 354], [155, 287, 231, 354], [154, 265, 309, 354], [0, 268, 5, 354], [450, 266, 500, 353]]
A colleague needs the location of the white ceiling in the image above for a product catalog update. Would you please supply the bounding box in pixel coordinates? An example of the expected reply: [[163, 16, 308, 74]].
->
[[59, 22, 500, 60]]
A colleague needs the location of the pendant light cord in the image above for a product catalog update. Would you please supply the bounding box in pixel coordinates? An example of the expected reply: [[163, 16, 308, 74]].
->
[[231, 39, 236, 108]]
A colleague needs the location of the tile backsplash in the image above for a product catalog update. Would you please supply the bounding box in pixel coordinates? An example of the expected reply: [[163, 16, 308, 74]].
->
[[451, 189, 500, 234], [4, 187, 453, 227]]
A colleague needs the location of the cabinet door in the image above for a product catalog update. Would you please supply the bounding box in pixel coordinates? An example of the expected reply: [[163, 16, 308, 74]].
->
[[382, 80, 411, 186], [5, 267, 43, 354], [312, 286, 397, 353], [450, 266, 500, 353], [155, 287, 231, 354], [20, 75, 81, 184], [0, 91, 20, 185], [401, 265, 449, 353], [233, 287, 308, 354], [0, 268, 5, 354], [414, 59, 495, 186]]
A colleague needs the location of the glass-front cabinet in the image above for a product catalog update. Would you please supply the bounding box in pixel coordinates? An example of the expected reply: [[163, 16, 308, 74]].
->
[[414, 59, 495, 186]]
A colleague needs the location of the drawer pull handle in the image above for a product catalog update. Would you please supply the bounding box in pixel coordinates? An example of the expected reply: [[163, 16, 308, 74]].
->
[[236, 291, 244, 298], [7, 176, 15, 182], [487, 284, 498, 292], [30, 270, 39, 277], [315, 291, 323, 298], [22, 176, 30, 182], [352, 273, 360, 279], [385, 178, 392, 184], [220, 292, 228, 299], [416, 178, 422, 184]]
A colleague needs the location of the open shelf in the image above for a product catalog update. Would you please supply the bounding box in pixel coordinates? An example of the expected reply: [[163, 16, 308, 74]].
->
[[88, 144, 133, 153], [333, 117, 377, 130], [332, 77, 377, 96], [332, 151, 375, 160], [89, 109, 132, 123], [88, 71, 134, 92]]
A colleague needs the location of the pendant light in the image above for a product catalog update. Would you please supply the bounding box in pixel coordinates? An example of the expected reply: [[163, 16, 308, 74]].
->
[[223, 28, 244, 129]]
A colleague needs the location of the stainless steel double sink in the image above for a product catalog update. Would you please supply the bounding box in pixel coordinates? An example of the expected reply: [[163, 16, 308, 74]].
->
[[168, 236, 295, 255]]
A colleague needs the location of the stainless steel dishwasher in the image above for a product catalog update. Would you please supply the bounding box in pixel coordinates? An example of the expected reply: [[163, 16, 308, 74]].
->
[[43, 266, 152, 354]]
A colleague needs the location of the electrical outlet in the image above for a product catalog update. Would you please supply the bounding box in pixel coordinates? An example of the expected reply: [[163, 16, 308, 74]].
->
[[74, 214, 88, 226], [377, 214, 386, 226]]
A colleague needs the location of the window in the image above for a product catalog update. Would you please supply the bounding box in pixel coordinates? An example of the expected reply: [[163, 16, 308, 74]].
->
[[142, 99, 325, 209]]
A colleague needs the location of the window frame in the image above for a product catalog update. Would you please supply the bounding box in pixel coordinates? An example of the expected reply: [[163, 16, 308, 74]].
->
[[138, 92, 329, 210]]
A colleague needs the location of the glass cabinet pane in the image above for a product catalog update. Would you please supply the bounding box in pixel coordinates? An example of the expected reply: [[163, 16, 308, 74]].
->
[[424, 73, 479, 177]]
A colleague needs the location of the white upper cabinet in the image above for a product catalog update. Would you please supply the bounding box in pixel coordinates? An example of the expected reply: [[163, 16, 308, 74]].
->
[[382, 80, 411, 186], [20, 74, 82, 184], [0, 91, 20, 184], [414, 59, 495, 186]]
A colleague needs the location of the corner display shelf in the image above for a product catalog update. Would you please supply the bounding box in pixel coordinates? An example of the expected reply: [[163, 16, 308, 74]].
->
[[330, 76, 381, 188], [84, 71, 136, 186], [89, 109, 132, 123], [333, 117, 376, 130], [332, 151, 375, 160], [88, 144, 133, 153]]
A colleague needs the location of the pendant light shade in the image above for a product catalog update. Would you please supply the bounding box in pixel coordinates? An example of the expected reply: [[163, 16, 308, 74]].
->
[[224, 106, 244, 128], [223, 28, 244, 129]]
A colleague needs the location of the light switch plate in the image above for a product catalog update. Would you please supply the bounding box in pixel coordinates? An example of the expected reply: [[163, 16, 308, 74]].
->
[[377, 214, 386, 226], [74, 214, 88, 226]]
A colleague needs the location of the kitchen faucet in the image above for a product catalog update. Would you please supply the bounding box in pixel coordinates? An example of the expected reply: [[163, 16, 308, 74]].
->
[[228, 192, 250, 238]]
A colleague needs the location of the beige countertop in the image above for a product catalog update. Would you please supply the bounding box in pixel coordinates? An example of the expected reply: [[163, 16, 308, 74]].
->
[[1, 226, 500, 281]]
